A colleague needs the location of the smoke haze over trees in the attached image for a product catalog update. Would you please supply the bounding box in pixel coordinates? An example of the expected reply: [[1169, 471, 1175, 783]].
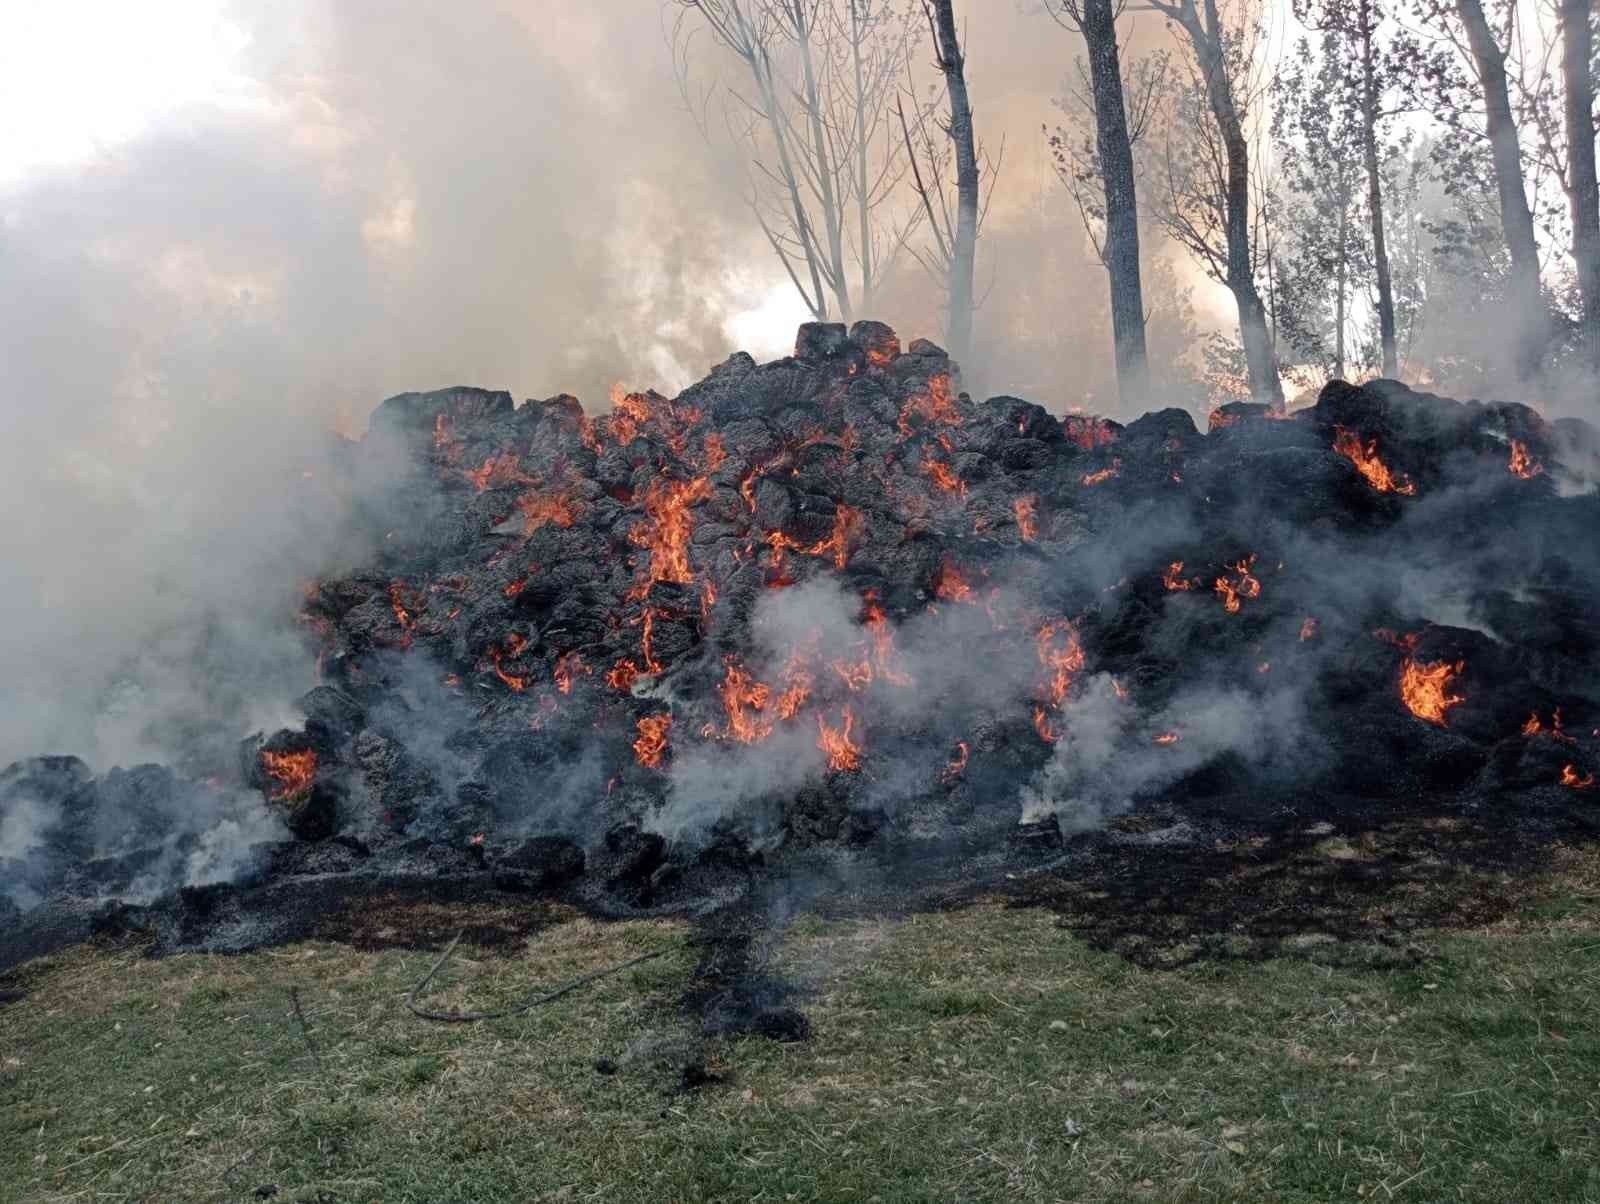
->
[[3, 0, 1600, 771]]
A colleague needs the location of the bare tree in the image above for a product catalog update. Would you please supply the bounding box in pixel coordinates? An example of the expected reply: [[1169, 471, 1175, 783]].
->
[[1047, 0, 1157, 405], [1560, 0, 1600, 374], [1144, 0, 1283, 403], [669, 0, 921, 322], [921, 0, 980, 364]]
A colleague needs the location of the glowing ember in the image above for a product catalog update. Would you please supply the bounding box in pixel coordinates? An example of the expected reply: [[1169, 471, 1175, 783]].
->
[[627, 476, 712, 597], [470, 832, 486, 846], [503, 576, 529, 598], [1163, 561, 1193, 591], [718, 658, 773, 744], [608, 385, 653, 445], [260, 748, 317, 800], [1152, 731, 1180, 746], [1300, 616, 1319, 641], [489, 642, 531, 692], [637, 607, 664, 674], [942, 740, 970, 783], [634, 713, 672, 768], [464, 451, 532, 492], [388, 582, 420, 649], [514, 490, 579, 536], [1399, 657, 1466, 725], [1560, 763, 1596, 789], [606, 659, 640, 691], [554, 652, 590, 695], [921, 454, 967, 497], [805, 504, 862, 570], [1062, 415, 1119, 451], [816, 706, 862, 770], [776, 650, 815, 719], [897, 372, 961, 438], [703, 432, 728, 471], [1333, 426, 1416, 495], [935, 559, 976, 604], [1213, 555, 1261, 614], [1508, 439, 1545, 479], [1080, 458, 1121, 487], [1014, 495, 1039, 542]]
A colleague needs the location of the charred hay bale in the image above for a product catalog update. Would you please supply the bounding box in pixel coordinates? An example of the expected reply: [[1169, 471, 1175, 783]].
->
[[795, 321, 851, 362], [369, 386, 515, 441], [247, 731, 339, 842], [486, 835, 585, 893], [590, 823, 668, 903]]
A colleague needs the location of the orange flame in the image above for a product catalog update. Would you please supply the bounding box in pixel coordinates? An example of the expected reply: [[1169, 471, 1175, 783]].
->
[[1213, 555, 1261, 614], [554, 652, 589, 695], [464, 451, 532, 492], [634, 713, 671, 768], [1062, 415, 1119, 451], [1152, 731, 1180, 746], [1399, 657, 1465, 725], [703, 432, 727, 471], [1036, 619, 1086, 708], [1014, 495, 1039, 542], [1033, 705, 1058, 744], [921, 454, 967, 497], [1333, 426, 1416, 495], [718, 658, 773, 744], [1560, 763, 1596, 789], [503, 576, 529, 598], [606, 659, 640, 691], [1508, 439, 1545, 479], [489, 640, 531, 692], [862, 592, 913, 686], [831, 657, 874, 691], [817, 706, 862, 770], [388, 582, 419, 649], [942, 740, 970, 783], [1163, 561, 1193, 592], [260, 748, 317, 800], [806, 504, 863, 570], [897, 372, 961, 438], [1521, 709, 1574, 742], [628, 476, 712, 597], [514, 490, 578, 536], [776, 649, 815, 719], [1081, 458, 1121, 487], [935, 559, 976, 604]]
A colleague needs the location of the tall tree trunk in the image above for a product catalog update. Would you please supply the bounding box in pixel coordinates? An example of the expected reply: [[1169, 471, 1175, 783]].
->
[[1335, 192, 1348, 380], [1455, 0, 1545, 377], [1179, 0, 1282, 403], [791, 2, 852, 322], [851, 0, 874, 312], [1562, 0, 1600, 375], [1081, 0, 1150, 405], [1359, 0, 1398, 377], [930, 0, 979, 366]]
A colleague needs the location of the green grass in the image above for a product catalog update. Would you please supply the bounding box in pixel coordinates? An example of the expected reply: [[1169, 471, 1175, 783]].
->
[[2, 851, 1599, 1204]]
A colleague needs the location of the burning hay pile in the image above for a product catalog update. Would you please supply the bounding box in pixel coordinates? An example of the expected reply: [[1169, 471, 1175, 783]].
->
[[5, 321, 1600, 958]]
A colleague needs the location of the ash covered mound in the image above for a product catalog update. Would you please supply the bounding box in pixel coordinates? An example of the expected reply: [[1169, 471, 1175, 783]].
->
[[5, 320, 1600, 964]]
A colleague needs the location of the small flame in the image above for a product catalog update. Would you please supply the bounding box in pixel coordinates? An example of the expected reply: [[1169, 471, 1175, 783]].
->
[[921, 454, 967, 497], [514, 490, 579, 536], [1508, 439, 1545, 479], [634, 713, 672, 768], [260, 748, 317, 800], [606, 659, 640, 691], [1014, 495, 1039, 542], [1152, 731, 1180, 746], [1399, 657, 1466, 725], [1163, 561, 1193, 592], [1036, 619, 1086, 709], [503, 576, 529, 598], [1560, 763, 1596, 789], [817, 706, 862, 770], [1521, 709, 1574, 742], [935, 559, 976, 604], [1032, 705, 1058, 744], [1080, 458, 1121, 487], [718, 657, 774, 744], [942, 740, 970, 783], [464, 451, 532, 492], [627, 476, 712, 597], [897, 372, 961, 439], [1213, 555, 1261, 614], [1062, 415, 1119, 451], [1333, 426, 1416, 495], [388, 581, 420, 649], [862, 591, 913, 686], [703, 432, 728, 471], [554, 652, 589, 695]]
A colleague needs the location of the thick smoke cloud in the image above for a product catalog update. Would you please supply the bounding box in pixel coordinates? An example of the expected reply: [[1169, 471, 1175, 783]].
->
[[0, 0, 768, 771]]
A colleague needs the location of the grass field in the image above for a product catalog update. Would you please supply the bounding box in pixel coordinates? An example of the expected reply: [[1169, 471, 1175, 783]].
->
[[3, 840, 1599, 1203]]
